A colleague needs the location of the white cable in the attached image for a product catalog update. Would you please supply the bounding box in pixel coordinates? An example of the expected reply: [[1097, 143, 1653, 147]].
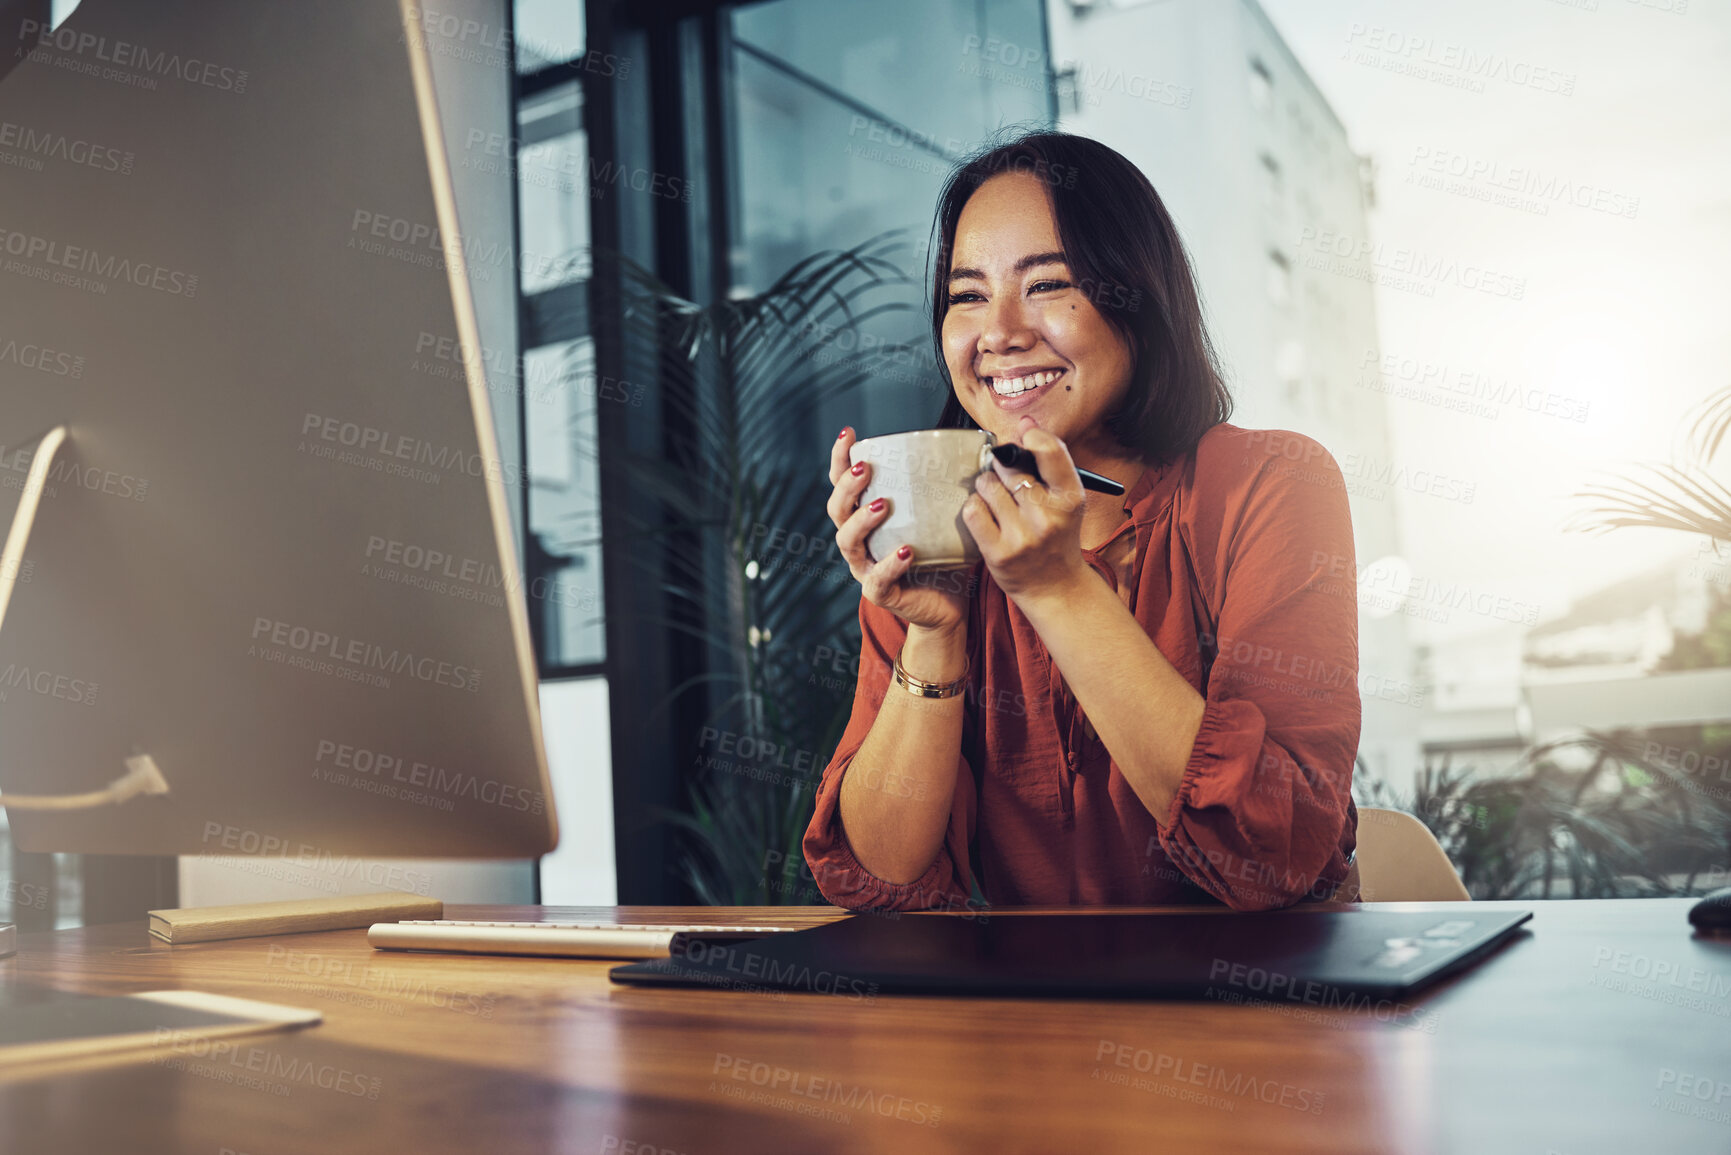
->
[[0, 755, 170, 811]]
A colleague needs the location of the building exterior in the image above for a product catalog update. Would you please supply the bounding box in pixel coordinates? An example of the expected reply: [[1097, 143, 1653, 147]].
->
[[1418, 553, 1731, 768], [1045, 0, 1420, 785]]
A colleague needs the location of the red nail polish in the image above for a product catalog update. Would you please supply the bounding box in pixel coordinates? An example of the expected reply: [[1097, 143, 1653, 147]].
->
[[837, 428, 850, 440], [851, 462, 866, 476], [870, 497, 886, 512], [897, 545, 912, 560]]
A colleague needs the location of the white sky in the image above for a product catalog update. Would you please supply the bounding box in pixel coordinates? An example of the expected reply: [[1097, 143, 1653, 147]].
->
[[1259, 0, 1730, 639]]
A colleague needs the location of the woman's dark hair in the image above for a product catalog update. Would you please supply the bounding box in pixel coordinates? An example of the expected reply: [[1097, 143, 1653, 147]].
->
[[931, 130, 1231, 465]]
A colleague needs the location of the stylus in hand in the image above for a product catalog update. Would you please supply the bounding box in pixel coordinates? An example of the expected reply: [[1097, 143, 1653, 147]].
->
[[990, 443, 1125, 495]]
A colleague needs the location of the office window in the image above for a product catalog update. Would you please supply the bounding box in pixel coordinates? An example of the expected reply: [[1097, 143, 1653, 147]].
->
[[1266, 249, 1291, 307], [514, 0, 586, 74], [1275, 338, 1305, 410], [1248, 56, 1272, 113], [1259, 151, 1282, 211], [729, 0, 1051, 442], [514, 4, 603, 672]]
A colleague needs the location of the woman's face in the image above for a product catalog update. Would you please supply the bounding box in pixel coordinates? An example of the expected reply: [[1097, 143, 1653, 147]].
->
[[941, 171, 1136, 459]]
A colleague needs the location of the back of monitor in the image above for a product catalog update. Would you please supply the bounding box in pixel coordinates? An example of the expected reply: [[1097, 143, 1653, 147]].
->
[[0, 0, 558, 857]]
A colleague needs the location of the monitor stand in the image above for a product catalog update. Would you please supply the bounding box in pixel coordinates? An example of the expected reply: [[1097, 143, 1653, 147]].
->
[[0, 424, 66, 637], [0, 425, 169, 812]]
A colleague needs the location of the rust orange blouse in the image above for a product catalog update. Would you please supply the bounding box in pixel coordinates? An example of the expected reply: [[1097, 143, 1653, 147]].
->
[[802, 423, 1361, 912]]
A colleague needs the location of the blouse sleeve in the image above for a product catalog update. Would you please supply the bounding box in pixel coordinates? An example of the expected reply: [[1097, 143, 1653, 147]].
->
[[1155, 430, 1361, 911], [801, 596, 979, 912]]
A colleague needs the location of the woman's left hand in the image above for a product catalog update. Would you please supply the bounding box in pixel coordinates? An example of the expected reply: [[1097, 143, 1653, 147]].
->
[[963, 416, 1090, 604]]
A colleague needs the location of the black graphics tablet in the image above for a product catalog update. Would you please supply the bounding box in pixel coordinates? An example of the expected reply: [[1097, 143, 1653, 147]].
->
[[608, 908, 1531, 1003]]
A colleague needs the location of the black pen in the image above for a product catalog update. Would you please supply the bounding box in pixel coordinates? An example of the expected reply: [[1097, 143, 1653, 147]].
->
[[990, 443, 1125, 496]]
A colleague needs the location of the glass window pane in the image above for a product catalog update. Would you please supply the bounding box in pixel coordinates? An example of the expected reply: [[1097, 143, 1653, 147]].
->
[[515, 0, 585, 72], [517, 82, 591, 296], [525, 340, 605, 667], [728, 0, 1050, 446]]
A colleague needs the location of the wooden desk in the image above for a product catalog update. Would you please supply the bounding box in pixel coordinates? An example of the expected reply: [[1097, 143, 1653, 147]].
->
[[0, 900, 1726, 1154]]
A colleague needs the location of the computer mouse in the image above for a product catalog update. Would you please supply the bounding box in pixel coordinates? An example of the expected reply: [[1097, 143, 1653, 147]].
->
[[1688, 888, 1731, 933]]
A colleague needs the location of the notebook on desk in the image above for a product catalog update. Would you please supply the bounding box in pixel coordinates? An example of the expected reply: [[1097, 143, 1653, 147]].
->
[[608, 908, 1532, 1001]]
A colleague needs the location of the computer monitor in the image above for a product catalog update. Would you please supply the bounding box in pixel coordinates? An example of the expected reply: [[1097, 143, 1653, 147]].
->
[[0, 0, 558, 859]]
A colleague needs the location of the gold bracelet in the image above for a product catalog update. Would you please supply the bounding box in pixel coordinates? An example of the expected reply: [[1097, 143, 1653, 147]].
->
[[892, 651, 969, 699]]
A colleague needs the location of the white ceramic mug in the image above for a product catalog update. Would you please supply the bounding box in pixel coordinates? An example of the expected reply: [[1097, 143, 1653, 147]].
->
[[849, 428, 997, 570]]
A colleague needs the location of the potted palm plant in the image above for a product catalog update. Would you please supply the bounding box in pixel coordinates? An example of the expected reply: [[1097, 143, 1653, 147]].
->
[[589, 234, 930, 903]]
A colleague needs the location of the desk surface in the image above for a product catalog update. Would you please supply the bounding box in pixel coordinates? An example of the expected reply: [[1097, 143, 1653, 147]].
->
[[0, 900, 1726, 1154]]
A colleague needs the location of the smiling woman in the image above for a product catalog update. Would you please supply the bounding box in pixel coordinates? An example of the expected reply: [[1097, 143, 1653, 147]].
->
[[932, 133, 1231, 471], [807, 131, 1364, 912]]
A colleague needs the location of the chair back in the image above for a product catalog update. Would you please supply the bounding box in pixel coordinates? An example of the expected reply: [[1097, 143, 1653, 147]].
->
[[1354, 807, 1471, 902]]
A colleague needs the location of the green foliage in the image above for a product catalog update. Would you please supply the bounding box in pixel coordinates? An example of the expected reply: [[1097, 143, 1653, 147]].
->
[[1572, 382, 1731, 555], [603, 236, 925, 904], [1656, 581, 1731, 672], [1355, 731, 1731, 899]]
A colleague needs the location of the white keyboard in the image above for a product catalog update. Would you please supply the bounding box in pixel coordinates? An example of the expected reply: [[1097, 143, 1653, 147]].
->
[[366, 919, 794, 960]]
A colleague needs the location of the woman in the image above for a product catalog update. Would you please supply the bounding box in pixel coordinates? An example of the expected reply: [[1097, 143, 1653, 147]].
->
[[804, 131, 1360, 912]]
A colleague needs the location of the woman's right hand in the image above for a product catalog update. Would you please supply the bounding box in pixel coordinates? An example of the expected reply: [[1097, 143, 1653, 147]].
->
[[827, 428, 970, 636]]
